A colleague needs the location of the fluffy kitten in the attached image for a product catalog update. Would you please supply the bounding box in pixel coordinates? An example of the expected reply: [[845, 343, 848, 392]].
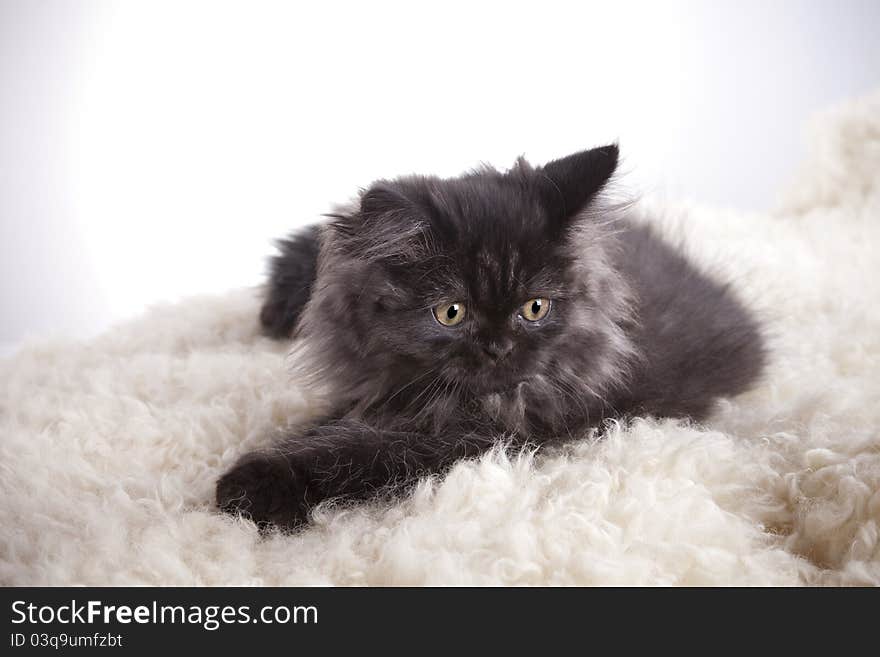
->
[[217, 145, 765, 529]]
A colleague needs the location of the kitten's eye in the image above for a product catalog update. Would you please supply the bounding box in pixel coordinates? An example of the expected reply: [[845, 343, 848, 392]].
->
[[433, 302, 466, 326], [520, 298, 551, 322]]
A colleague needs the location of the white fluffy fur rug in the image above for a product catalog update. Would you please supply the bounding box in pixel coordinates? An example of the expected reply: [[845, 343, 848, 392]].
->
[[2, 93, 878, 586]]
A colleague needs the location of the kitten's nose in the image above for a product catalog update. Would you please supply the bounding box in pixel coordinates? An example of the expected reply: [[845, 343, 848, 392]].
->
[[481, 340, 513, 362]]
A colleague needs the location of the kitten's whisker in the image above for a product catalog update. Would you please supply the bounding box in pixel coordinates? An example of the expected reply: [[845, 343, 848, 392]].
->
[[552, 373, 594, 431], [376, 366, 440, 412], [406, 373, 447, 423]]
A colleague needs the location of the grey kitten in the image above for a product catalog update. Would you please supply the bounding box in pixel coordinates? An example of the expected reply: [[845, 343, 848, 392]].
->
[[218, 145, 765, 529]]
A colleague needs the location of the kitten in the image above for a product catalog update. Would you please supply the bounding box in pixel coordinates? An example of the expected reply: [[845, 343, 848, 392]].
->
[[217, 145, 765, 529]]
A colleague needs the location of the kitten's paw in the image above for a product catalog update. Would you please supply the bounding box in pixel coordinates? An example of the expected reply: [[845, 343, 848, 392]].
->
[[216, 454, 309, 530]]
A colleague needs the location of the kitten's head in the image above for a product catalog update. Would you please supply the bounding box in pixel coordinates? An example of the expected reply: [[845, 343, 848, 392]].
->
[[295, 146, 635, 420]]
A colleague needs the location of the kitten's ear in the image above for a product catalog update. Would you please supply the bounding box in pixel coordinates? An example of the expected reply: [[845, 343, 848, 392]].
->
[[329, 183, 414, 240], [331, 182, 427, 262], [359, 184, 412, 217], [538, 145, 619, 221]]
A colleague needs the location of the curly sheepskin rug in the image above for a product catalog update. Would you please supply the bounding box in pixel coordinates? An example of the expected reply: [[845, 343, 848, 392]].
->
[[2, 93, 879, 586]]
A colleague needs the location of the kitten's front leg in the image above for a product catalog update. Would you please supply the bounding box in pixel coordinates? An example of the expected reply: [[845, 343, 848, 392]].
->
[[216, 419, 496, 529], [216, 451, 312, 529]]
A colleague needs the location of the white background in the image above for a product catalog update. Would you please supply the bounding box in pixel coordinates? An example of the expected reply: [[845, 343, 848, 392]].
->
[[2, 0, 879, 351]]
